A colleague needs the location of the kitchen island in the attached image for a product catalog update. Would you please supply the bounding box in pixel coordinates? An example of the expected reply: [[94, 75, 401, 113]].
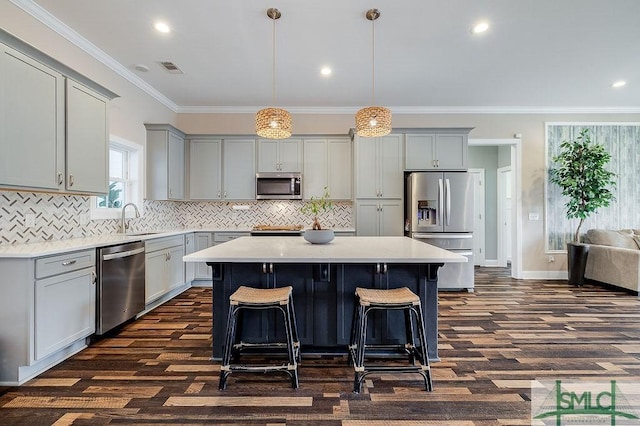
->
[[183, 236, 467, 360]]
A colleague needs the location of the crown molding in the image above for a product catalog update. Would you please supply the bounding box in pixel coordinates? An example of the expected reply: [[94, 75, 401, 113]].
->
[[176, 105, 640, 115]]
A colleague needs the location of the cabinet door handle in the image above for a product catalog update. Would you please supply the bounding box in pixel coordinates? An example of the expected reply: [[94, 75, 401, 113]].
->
[[61, 260, 76, 266], [57, 172, 64, 186], [91, 270, 97, 284], [433, 160, 436, 167], [223, 191, 227, 198], [437, 159, 440, 167], [68, 174, 74, 186], [382, 263, 388, 274], [375, 263, 381, 274], [217, 191, 221, 198], [269, 263, 274, 274]]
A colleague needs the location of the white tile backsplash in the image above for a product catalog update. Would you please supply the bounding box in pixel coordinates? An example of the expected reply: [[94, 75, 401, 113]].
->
[[0, 191, 353, 245]]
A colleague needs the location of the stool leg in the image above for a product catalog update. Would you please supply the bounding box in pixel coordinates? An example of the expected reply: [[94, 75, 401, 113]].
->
[[280, 304, 299, 389], [288, 293, 301, 364], [348, 295, 360, 367], [219, 304, 239, 390], [413, 305, 433, 391], [404, 307, 416, 365], [353, 303, 369, 393]]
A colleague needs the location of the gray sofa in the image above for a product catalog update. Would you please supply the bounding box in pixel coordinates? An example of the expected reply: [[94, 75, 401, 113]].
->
[[583, 229, 640, 293]]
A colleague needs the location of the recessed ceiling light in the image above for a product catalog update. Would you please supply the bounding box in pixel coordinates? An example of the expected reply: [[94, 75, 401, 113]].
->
[[611, 80, 626, 88], [471, 22, 489, 34], [154, 21, 171, 33], [321, 67, 332, 76]]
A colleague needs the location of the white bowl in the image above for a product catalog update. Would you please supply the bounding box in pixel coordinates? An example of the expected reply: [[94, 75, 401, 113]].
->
[[303, 229, 335, 244]]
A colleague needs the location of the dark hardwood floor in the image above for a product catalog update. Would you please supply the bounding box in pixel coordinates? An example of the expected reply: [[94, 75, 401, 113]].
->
[[1, 268, 639, 425]]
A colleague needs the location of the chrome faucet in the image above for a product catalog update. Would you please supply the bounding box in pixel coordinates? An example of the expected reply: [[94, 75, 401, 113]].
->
[[120, 203, 140, 233]]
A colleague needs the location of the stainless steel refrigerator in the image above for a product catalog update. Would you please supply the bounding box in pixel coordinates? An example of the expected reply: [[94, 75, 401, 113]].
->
[[405, 172, 474, 290]]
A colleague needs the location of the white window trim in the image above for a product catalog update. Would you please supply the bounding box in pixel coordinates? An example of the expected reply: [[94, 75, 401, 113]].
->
[[90, 135, 145, 220]]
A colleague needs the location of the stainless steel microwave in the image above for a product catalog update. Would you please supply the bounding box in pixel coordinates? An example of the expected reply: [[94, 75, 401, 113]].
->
[[256, 172, 302, 200]]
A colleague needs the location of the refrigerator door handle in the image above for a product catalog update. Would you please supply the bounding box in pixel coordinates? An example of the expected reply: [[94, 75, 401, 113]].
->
[[438, 178, 444, 226], [445, 178, 451, 227]]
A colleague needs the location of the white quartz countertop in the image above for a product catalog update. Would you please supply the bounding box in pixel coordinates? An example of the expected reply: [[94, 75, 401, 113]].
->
[[183, 236, 467, 264], [0, 228, 356, 258]]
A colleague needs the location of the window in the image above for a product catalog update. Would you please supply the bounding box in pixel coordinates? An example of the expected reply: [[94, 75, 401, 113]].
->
[[546, 123, 640, 251], [91, 135, 143, 220]]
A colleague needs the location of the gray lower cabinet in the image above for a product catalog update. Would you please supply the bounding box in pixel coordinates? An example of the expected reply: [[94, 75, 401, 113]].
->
[[184, 233, 196, 283], [191, 232, 249, 282], [355, 200, 404, 236], [35, 266, 96, 360], [0, 249, 96, 385], [145, 236, 185, 304]]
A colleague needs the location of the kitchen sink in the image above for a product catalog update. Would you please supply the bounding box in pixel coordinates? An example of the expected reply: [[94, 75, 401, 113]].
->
[[123, 231, 162, 236]]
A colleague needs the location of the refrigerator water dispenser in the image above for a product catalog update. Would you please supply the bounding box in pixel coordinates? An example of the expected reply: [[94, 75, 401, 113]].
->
[[417, 200, 438, 226]]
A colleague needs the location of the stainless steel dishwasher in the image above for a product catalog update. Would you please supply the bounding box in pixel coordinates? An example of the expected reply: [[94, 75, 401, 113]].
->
[[96, 241, 146, 335]]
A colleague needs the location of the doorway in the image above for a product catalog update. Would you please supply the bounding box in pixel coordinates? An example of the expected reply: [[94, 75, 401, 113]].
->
[[469, 169, 485, 266], [497, 166, 513, 267], [468, 139, 521, 279]]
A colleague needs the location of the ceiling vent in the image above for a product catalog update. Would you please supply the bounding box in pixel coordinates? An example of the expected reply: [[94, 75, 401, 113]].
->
[[159, 61, 183, 74]]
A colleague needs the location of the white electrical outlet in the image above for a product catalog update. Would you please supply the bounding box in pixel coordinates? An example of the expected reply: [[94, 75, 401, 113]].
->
[[528, 213, 540, 221], [25, 214, 35, 227]]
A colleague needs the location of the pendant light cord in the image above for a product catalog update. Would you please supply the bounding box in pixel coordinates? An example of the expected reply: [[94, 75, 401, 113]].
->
[[371, 15, 376, 106], [272, 15, 276, 107]]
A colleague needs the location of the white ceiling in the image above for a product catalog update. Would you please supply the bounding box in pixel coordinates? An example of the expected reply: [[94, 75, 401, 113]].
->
[[16, 0, 640, 113]]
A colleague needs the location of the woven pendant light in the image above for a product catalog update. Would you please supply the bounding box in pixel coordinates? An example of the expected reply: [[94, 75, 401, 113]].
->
[[256, 8, 292, 139], [356, 8, 391, 138]]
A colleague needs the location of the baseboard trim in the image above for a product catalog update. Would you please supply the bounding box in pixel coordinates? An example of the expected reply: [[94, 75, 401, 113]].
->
[[521, 270, 568, 280], [484, 260, 499, 267]]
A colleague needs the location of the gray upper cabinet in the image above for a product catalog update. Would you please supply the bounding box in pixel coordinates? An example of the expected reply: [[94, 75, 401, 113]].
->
[[0, 44, 65, 192], [65, 79, 108, 194], [257, 138, 302, 172], [224, 139, 255, 200], [303, 137, 352, 200], [355, 134, 404, 199], [404, 129, 471, 171], [188, 138, 222, 200], [146, 124, 185, 200], [184, 136, 256, 201], [0, 42, 110, 195]]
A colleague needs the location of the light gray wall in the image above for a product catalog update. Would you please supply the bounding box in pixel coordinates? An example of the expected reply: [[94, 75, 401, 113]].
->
[[498, 145, 512, 168], [469, 147, 499, 261]]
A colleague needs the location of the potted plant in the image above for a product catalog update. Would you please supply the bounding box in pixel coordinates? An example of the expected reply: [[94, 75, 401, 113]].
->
[[549, 128, 616, 285], [300, 186, 335, 244]]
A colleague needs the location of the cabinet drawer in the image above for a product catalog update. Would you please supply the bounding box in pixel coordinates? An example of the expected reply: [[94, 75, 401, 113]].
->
[[145, 235, 184, 253], [35, 250, 96, 279], [213, 232, 249, 244]]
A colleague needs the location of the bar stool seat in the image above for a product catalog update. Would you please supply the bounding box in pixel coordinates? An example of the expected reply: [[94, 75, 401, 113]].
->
[[349, 286, 433, 393], [218, 285, 300, 390]]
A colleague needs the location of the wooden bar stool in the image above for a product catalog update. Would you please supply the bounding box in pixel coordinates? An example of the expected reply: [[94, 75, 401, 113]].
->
[[349, 286, 433, 393], [218, 285, 300, 390]]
